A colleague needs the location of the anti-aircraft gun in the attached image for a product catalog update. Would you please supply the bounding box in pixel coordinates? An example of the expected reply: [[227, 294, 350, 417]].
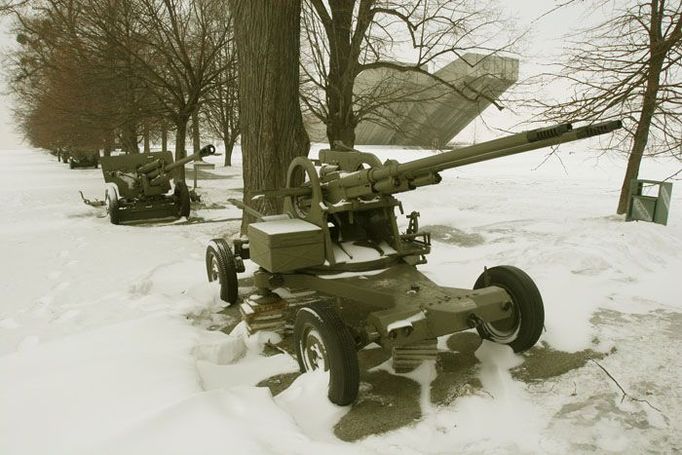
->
[[205, 120, 621, 405], [101, 144, 216, 224]]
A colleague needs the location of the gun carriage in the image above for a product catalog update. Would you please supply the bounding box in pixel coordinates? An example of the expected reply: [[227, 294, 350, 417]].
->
[[101, 144, 215, 224], [206, 121, 621, 405], [68, 149, 100, 169]]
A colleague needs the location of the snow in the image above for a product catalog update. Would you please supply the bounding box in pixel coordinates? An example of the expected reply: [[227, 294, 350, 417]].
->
[[386, 311, 427, 333], [332, 240, 396, 263], [250, 218, 321, 235], [1, 144, 682, 453]]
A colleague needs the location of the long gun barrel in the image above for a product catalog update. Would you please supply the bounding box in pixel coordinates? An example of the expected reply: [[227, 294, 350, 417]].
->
[[162, 144, 216, 173], [330, 120, 621, 198], [137, 144, 217, 185]]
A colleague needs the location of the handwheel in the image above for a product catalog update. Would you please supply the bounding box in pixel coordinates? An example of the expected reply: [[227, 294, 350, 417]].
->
[[205, 239, 239, 304], [174, 181, 191, 218], [294, 303, 359, 406], [473, 265, 544, 353]]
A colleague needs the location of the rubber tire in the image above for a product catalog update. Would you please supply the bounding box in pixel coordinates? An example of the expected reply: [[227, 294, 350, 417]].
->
[[105, 188, 120, 225], [175, 181, 191, 218], [473, 265, 544, 353], [294, 303, 359, 406], [205, 239, 238, 304]]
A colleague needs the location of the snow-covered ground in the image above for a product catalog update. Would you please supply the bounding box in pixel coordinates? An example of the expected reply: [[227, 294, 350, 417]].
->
[[1, 143, 681, 454]]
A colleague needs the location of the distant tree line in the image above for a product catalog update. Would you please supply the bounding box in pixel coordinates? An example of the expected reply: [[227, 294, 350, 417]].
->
[[8, 0, 240, 170]]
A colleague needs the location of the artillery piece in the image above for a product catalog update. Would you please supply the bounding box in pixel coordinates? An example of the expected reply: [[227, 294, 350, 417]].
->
[[67, 149, 100, 169], [206, 120, 621, 405], [101, 144, 216, 224]]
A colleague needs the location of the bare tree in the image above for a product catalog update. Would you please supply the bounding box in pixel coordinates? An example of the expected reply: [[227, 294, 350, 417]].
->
[[532, 0, 682, 214], [9, 2, 122, 151], [300, 0, 516, 147], [231, 0, 310, 232], [203, 15, 240, 167], [9, 0, 157, 153], [0, 0, 26, 14], [80, 0, 231, 177]]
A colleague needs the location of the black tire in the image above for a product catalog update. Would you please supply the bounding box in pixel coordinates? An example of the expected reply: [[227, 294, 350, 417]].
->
[[205, 239, 238, 304], [105, 188, 120, 225], [69, 159, 74, 169], [174, 181, 191, 218], [294, 303, 359, 406], [473, 265, 544, 353]]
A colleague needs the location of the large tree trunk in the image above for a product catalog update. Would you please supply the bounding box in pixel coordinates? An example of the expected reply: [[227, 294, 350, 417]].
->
[[161, 127, 168, 152], [616, 20, 666, 214], [325, 5, 357, 148], [232, 0, 310, 233]]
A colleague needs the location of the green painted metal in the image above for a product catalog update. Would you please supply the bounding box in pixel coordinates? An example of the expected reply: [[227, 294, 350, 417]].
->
[[68, 149, 100, 168], [100, 145, 215, 223], [626, 179, 673, 226], [233, 120, 622, 351]]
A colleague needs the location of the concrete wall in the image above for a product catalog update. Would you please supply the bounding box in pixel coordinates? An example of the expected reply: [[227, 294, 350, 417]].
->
[[305, 53, 518, 147]]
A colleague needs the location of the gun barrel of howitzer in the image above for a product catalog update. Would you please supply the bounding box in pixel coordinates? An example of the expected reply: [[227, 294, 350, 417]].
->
[[427, 120, 622, 172], [376, 122, 574, 181], [163, 151, 204, 172]]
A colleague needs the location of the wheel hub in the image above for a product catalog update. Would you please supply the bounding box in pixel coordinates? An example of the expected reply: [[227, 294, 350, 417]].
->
[[301, 328, 328, 371], [210, 256, 220, 281], [483, 298, 521, 343]]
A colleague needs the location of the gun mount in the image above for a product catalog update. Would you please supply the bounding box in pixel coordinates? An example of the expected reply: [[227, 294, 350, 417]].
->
[[66, 148, 100, 169], [101, 144, 216, 224], [205, 120, 621, 405]]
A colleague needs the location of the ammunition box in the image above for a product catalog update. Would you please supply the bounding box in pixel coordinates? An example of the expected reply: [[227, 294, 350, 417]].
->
[[248, 219, 325, 272]]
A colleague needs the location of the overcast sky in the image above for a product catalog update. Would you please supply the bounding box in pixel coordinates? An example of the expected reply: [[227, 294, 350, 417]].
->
[[0, 1, 602, 149]]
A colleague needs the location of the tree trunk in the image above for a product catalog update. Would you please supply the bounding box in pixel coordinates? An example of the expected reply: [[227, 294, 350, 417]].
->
[[192, 109, 201, 155], [103, 131, 114, 157], [174, 118, 189, 181], [143, 125, 150, 153], [224, 135, 235, 167], [232, 0, 310, 233], [121, 121, 138, 154], [327, 75, 357, 148], [161, 127, 168, 152], [325, 5, 357, 148], [616, 32, 666, 214]]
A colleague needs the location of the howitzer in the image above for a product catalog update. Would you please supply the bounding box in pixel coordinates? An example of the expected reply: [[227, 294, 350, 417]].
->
[[205, 120, 621, 405], [100, 144, 216, 224], [66, 148, 100, 169]]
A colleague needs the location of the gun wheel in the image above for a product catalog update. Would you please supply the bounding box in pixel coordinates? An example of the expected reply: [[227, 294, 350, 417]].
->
[[294, 303, 359, 406], [104, 185, 120, 225], [205, 239, 238, 304], [174, 181, 191, 218], [473, 265, 544, 353]]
